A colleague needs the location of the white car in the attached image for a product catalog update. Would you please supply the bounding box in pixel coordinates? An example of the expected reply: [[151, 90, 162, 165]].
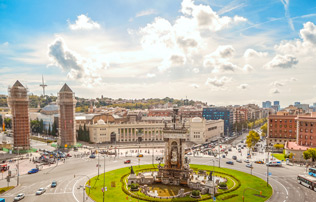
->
[[14, 193, 25, 201], [36, 188, 46, 195], [244, 159, 250, 163]]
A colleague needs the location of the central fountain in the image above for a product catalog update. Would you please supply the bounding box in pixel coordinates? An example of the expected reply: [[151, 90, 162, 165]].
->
[[127, 108, 224, 199]]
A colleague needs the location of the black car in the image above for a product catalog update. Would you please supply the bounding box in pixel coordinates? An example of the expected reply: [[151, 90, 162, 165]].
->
[[232, 156, 237, 160]]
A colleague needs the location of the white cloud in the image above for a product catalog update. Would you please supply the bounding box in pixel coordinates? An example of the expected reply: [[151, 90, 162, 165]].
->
[[242, 64, 253, 72], [264, 54, 298, 69], [270, 88, 280, 94], [271, 81, 284, 87], [137, 0, 248, 72], [181, 0, 247, 31], [300, 21, 316, 46], [243, 48, 268, 58], [136, 9, 157, 17], [205, 76, 232, 87], [48, 37, 108, 87], [204, 45, 240, 73], [238, 83, 248, 89], [69, 14, 100, 30], [190, 83, 199, 88], [146, 73, 156, 78], [192, 68, 199, 73]]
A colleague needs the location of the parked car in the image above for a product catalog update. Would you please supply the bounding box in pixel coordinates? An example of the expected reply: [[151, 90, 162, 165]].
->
[[124, 160, 131, 164], [51, 181, 57, 188], [226, 161, 234, 165], [14, 193, 25, 201], [246, 163, 253, 168], [89, 154, 96, 159], [232, 156, 237, 160], [66, 153, 72, 157], [255, 160, 264, 164], [228, 148, 232, 152], [137, 154, 143, 157], [28, 168, 39, 174], [222, 155, 226, 158], [36, 188, 46, 195], [244, 159, 250, 163]]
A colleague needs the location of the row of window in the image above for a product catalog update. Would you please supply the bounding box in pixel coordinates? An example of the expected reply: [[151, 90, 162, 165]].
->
[[269, 134, 293, 138], [270, 130, 294, 133], [270, 119, 296, 123], [299, 135, 314, 140]]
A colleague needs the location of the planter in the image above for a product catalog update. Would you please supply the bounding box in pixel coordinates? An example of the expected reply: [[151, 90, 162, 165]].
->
[[218, 186, 227, 190], [130, 188, 139, 191]]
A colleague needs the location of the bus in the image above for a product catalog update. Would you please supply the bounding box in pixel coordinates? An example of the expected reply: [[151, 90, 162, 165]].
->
[[297, 174, 316, 191], [309, 168, 316, 177]]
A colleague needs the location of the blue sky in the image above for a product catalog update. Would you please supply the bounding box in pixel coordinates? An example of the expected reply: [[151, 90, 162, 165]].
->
[[1, 0, 316, 107]]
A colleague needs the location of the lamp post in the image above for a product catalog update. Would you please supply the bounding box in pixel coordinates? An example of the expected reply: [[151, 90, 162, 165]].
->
[[74, 175, 91, 195], [14, 146, 22, 186], [103, 154, 105, 202], [266, 145, 270, 187], [210, 159, 215, 201]]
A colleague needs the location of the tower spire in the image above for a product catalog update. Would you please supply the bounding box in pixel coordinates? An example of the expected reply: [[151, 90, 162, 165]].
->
[[40, 75, 47, 96]]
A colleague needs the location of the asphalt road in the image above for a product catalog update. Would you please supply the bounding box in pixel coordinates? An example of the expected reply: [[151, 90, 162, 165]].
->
[[0, 149, 315, 202]]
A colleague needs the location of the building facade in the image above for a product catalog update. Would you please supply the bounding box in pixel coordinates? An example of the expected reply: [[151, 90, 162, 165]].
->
[[57, 84, 77, 147], [267, 112, 297, 146], [202, 107, 232, 136], [7, 81, 30, 149], [296, 114, 316, 147]]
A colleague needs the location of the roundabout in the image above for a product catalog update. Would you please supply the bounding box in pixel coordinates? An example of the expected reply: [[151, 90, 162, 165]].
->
[[86, 164, 272, 202]]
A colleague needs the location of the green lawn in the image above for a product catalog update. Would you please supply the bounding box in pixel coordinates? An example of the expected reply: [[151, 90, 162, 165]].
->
[[0, 186, 15, 194], [271, 153, 285, 161], [87, 164, 272, 202]]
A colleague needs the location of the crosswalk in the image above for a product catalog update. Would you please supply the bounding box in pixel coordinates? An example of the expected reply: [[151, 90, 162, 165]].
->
[[2, 176, 77, 198]]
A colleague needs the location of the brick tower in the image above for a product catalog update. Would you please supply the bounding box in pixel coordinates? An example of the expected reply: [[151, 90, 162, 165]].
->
[[57, 84, 77, 147], [7, 80, 30, 150]]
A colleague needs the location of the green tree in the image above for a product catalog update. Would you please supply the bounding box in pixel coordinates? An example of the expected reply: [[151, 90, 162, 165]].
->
[[39, 119, 44, 134], [273, 144, 284, 150], [48, 124, 52, 136], [246, 130, 260, 151], [30, 119, 40, 133], [4, 118, 11, 129], [52, 120, 57, 136], [303, 148, 316, 162], [261, 123, 267, 137]]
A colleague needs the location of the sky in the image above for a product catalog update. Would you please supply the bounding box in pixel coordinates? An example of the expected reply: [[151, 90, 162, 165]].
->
[[1, 0, 316, 107]]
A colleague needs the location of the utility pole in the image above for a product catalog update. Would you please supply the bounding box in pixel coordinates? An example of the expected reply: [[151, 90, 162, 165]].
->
[[97, 151, 100, 179], [266, 146, 269, 187], [103, 155, 105, 202], [218, 144, 221, 168]]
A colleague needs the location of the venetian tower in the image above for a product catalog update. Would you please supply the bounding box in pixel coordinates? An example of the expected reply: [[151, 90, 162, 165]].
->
[[156, 108, 191, 185], [57, 84, 77, 147], [7, 80, 30, 149]]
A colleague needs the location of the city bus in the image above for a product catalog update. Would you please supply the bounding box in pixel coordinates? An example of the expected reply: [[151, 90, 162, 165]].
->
[[309, 168, 316, 177], [297, 174, 316, 191]]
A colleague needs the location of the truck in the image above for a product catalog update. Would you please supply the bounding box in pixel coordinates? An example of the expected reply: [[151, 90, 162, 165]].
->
[[266, 160, 282, 167]]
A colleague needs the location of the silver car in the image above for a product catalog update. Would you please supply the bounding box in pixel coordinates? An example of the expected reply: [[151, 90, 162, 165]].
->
[[14, 193, 25, 201], [36, 188, 46, 195]]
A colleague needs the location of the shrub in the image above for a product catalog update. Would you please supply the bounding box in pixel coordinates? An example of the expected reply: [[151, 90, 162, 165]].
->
[[131, 183, 139, 190], [192, 190, 200, 196], [219, 182, 227, 188]]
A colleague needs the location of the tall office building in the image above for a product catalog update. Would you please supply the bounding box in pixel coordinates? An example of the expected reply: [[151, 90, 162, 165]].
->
[[265, 101, 272, 108], [262, 102, 267, 108], [202, 107, 232, 136], [57, 84, 77, 147], [273, 101, 280, 111], [7, 81, 30, 150]]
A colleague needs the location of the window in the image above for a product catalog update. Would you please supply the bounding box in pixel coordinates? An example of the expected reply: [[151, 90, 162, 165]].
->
[[311, 129, 314, 133]]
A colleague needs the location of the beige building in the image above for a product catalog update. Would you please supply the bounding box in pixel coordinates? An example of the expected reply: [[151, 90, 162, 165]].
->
[[85, 117, 224, 144], [189, 117, 224, 144]]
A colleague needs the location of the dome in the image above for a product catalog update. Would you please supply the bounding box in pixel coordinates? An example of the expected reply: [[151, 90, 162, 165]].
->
[[192, 117, 202, 123], [97, 119, 105, 125]]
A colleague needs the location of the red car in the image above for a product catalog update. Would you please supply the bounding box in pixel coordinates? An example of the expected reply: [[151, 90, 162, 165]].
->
[[66, 153, 72, 157], [124, 160, 131, 164]]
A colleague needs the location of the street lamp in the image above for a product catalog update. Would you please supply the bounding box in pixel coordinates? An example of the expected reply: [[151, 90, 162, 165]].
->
[[103, 154, 105, 202], [74, 175, 91, 195], [77, 185, 90, 202], [14, 146, 23, 186], [266, 145, 270, 187], [210, 159, 215, 201]]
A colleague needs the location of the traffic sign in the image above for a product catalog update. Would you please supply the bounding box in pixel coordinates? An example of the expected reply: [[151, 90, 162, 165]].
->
[[213, 196, 216, 201]]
